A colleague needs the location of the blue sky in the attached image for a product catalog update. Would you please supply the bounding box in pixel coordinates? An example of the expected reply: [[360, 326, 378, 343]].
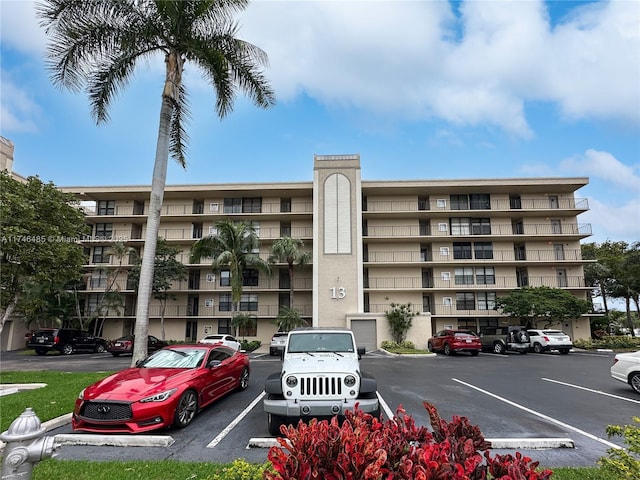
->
[[1, 0, 639, 244]]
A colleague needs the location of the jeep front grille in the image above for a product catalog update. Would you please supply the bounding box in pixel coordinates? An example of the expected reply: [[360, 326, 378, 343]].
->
[[299, 376, 342, 397], [80, 401, 133, 421]]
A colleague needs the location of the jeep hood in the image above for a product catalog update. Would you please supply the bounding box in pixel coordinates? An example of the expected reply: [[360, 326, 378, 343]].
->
[[283, 353, 359, 373]]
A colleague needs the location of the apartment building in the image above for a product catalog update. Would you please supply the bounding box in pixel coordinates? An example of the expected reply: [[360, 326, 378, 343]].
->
[[63, 154, 594, 350]]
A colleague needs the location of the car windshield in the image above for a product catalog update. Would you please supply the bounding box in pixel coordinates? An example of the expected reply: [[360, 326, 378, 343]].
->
[[288, 333, 354, 353], [139, 348, 206, 369], [455, 331, 476, 337]]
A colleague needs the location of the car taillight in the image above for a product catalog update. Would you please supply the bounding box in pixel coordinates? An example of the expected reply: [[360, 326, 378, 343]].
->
[[543, 336, 550, 341], [613, 359, 619, 365], [53, 336, 60, 344]]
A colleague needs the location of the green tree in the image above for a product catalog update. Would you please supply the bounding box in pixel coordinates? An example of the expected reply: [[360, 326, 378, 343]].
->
[[582, 241, 627, 314], [190, 220, 271, 315], [268, 237, 311, 310], [231, 312, 257, 339], [385, 302, 416, 344], [0, 171, 89, 335], [38, 0, 275, 365], [495, 286, 591, 328], [274, 305, 308, 332], [128, 238, 187, 340]]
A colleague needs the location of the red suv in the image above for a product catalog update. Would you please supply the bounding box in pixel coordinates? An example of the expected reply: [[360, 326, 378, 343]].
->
[[427, 329, 482, 356]]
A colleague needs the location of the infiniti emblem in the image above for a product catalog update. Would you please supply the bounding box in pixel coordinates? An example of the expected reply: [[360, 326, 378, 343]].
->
[[97, 405, 111, 414]]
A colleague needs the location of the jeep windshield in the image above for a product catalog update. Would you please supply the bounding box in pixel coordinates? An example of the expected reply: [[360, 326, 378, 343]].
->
[[287, 333, 355, 354]]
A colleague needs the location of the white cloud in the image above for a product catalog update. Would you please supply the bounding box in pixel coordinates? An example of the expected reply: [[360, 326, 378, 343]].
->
[[0, 1, 45, 55], [560, 149, 640, 191], [583, 196, 640, 243], [238, 0, 639, 135], [0, 75, 41, 133]]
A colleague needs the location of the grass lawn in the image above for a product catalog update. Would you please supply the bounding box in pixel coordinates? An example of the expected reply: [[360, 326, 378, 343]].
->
[[2, 371, 617, 480]]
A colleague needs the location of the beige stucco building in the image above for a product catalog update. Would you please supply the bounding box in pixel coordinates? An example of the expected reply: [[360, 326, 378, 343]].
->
[[58, 154, 594, 350]]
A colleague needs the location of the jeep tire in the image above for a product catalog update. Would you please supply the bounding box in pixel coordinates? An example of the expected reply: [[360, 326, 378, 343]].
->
[[493, 342, 506, 354], [268, 413, 286, 436]]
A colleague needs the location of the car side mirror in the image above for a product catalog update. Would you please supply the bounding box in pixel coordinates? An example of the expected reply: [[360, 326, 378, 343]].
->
[[357, 347, 366, 359], [208, 359, 222, 368]]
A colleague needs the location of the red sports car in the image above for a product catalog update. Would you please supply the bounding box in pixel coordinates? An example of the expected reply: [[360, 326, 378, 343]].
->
[[72, 344, 250, 433], [427, 329, 482, 356]]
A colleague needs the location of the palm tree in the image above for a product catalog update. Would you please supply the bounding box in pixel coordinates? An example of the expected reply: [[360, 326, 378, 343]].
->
[[268, 237, 311, 309], [190, 220, 271, 318], [38, 0, 275, 365]]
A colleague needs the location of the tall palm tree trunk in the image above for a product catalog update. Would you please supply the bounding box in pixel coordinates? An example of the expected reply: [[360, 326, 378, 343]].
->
[[289, 263, 295, 308]]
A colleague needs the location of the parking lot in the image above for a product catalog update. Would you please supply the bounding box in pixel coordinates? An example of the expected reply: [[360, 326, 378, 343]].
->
[[2, 348, 639, 468]]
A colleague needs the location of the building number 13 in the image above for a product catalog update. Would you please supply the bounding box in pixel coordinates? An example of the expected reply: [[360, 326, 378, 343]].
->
[[330, 287, 346, 299]]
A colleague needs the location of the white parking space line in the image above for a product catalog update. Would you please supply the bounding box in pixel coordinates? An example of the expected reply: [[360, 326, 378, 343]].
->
[[542, 378, 640, 405], [206, 391, 266, 449], [377, 392, 394, 420], [452, 378, 621, 450]]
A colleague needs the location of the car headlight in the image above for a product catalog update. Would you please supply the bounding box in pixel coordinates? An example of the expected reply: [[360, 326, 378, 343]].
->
[[140, 388, 178, 403], [285, 376, 298, 388], [78, 388, 85, 400], [344, 375, 357, 387]]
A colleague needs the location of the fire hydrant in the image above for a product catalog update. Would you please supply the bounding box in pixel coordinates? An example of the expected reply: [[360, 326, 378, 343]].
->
[[1, 408, 56, 480]]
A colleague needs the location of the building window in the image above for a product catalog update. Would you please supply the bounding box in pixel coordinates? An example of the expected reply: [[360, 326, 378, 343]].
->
[[418, 195, 429, 210], [90, 271, 107, 288], [94, 223, 113, 240], [239, 323, 257, 337], [97, 200, 115, 215], [185, 320, 198, 342], [422, 295, 432, 313], [242, 269, 259, 287], [509, 194, 522, 209], [220, 270, 231, 287], [470, 194, 490, 210], [187, 295, 199, 316], [218, 318, 232, 334], [192, 200, 204, 214], [471, 218, 491, 235], [474, 242, 493, 259], [188, 270, 200, 289], [455, 267, 474, 285], [242, 197, 262, 213], [516, 268, 529, 287], [456, 292, 475, 310], [281, 197, 291, 213], [133, 200, 145, 215], [458, 319, 477, 331], [475, 267, 495, 285], [280, 221, 291, 237], [223, 198, 242, 213], [450, 218, 470, 235], [192, 222, 203, 239], [92, 246, 109, 264], [219, 294, 232, 312], [240, 294, 258, 311], [450, 194, 469, 210], [477, 292, 496, 310], [453, 242, 472, 259], [419, 220, 430, 236]]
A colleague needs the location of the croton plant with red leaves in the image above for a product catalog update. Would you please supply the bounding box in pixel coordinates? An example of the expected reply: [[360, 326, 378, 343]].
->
[[265, 401, 553, 480]]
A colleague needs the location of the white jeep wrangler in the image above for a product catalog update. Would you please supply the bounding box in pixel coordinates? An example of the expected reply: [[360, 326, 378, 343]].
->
[[263, 327, 379, 436]]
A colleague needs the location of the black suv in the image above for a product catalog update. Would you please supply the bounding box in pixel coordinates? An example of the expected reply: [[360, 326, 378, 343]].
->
[[479, 326, 530, 354], [27, 328, 108, 355]]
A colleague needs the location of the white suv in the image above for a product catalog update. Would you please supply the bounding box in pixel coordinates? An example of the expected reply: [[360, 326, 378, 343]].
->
[[263, 328, 379, 436], [527, 329, 573, 354], [269, 332, 289, 356]]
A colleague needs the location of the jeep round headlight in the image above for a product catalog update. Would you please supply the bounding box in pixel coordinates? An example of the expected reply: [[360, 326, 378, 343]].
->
[[344, 375, 356, 387], [285, 376, 298, 388]]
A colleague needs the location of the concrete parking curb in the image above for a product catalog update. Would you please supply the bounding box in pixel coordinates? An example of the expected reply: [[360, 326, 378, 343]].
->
[[247, 437, 575, 450], [54, 433, 175, 447]]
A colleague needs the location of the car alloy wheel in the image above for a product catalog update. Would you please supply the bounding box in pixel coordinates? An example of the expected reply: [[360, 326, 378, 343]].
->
[[62, 344, 74, 355], [630, 373, 640, 394], [173, 390, 198, 428], [493, 342, 506, 354], [427, 342, 433, 352], [444, 343, 452, 356], [95, 344, 106, 353], [533, 343, 544, 354], [238, 367, 250, 391]]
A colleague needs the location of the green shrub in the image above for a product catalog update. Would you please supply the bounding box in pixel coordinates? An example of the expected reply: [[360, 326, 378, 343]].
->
[[381, 340, 415, 350], [574, 336, 640, 350], [204, 459, 269, 480], [240, 340, 261, 352], [598, 417, 640, 480]]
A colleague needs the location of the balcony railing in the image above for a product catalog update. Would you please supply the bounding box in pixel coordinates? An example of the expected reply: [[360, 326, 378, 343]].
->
[[364, 223, 591, 237], [365, 275, 586, 289], [116, 303, 312, 317], [365, 249, 585, 263], [365, 197, 589, 213], [157, 226, 314, 241], [85, 201, 314, 216]]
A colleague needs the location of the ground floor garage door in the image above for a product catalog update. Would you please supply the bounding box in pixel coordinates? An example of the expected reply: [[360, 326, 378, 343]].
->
[[351, 319, 377, 352]]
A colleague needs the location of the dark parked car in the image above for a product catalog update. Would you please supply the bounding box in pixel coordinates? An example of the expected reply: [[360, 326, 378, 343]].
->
[[479, 326, 530, 354], [107, 334, 169, 357], [427, 329, 481, 356], [27, 328, 108, 355], [72, 344, 250, 433]]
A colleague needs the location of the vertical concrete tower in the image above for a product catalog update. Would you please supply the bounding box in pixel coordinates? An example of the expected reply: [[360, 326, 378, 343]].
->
[[312, 155, 363, 326]]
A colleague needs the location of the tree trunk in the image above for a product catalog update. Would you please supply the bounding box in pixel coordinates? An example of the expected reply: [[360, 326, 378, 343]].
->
[[289, 263, 295, 309], [0, 292, 20, 337], [160, 299, 166, 341], [131, 99, 173, 366]]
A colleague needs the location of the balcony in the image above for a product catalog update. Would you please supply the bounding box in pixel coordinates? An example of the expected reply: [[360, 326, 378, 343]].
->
[[364, 223, 591, 238], [364, 197, 589, 213], [85, 201, 314, 216], [365, 275, 586, 289], [364, 248, 585, 263], [116, 303, 313, 318]]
